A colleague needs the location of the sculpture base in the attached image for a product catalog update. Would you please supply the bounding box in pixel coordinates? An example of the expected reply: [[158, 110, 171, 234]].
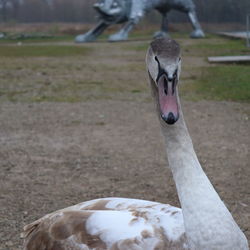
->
[[75, 33, 97, 43], [190, 29, 205, 38], [109, 31, 128, 42]]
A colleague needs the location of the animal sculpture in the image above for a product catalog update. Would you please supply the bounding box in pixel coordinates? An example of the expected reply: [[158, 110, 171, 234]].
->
[[75, 0, 205, 43]]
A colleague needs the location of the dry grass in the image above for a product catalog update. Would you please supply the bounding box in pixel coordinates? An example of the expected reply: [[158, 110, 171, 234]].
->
[[0, 34, 249, 104]]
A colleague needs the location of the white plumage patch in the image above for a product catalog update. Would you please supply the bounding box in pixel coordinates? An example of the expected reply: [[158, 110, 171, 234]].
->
[[22, 197, 188, 250]]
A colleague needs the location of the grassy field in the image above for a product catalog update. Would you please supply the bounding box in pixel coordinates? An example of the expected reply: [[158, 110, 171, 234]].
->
[[0, 44, 91, 57], [0, 32, 249, 104], [182, 65, 250, 102]]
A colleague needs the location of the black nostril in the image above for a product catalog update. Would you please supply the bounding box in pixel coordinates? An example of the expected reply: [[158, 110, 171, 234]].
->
[[161, 112, 177, 125], [167, 112, 176, 124]]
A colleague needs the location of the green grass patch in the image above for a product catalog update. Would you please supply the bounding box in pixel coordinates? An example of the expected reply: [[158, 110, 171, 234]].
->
[[181, 65, 250, 102], [0, 45, 91, 57], [122, 42, 149, 52], [1, 34, 249, 104], [0, 34, 74, 43], [185, 37, 249, 56]]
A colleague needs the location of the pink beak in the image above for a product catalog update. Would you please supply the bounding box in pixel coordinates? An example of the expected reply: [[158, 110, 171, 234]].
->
[[157, 74, 179, 125]]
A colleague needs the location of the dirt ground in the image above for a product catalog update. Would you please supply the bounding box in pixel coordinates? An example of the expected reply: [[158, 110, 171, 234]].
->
[[0, 38, 249, 249]]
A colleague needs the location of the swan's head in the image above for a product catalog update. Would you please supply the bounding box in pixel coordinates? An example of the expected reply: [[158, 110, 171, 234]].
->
[[146, 38, 181, 125]]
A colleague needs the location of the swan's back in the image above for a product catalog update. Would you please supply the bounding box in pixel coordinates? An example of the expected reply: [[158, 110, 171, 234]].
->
[[22, 197, 188, 250]]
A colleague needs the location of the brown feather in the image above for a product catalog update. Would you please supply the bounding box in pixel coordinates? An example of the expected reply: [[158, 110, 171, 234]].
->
[[23, 209, 108, 250]]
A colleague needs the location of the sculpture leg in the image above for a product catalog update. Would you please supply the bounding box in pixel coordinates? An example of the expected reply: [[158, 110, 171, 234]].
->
[[188, 10, 205, 38], [154, 12, 170, 39], [108, 19, 137, 42], [109, 0, 147, 42], [75, 21, 110, 43]]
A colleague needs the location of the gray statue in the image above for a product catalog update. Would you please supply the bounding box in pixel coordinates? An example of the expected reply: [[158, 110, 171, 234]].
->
[[75, 0, 205, 43]]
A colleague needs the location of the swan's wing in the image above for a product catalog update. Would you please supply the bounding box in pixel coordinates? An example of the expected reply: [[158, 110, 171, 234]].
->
[[22, 198, 188, 250]]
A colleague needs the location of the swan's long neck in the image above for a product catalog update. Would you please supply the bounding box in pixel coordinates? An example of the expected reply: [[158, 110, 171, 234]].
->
[[161, 100, 248, 250]]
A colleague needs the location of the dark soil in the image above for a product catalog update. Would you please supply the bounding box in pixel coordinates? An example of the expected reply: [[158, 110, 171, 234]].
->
[[0, 99, 249, 249]]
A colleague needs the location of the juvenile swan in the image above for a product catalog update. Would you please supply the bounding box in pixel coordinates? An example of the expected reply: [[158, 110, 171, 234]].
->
[[22, 38, 249, 250]]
